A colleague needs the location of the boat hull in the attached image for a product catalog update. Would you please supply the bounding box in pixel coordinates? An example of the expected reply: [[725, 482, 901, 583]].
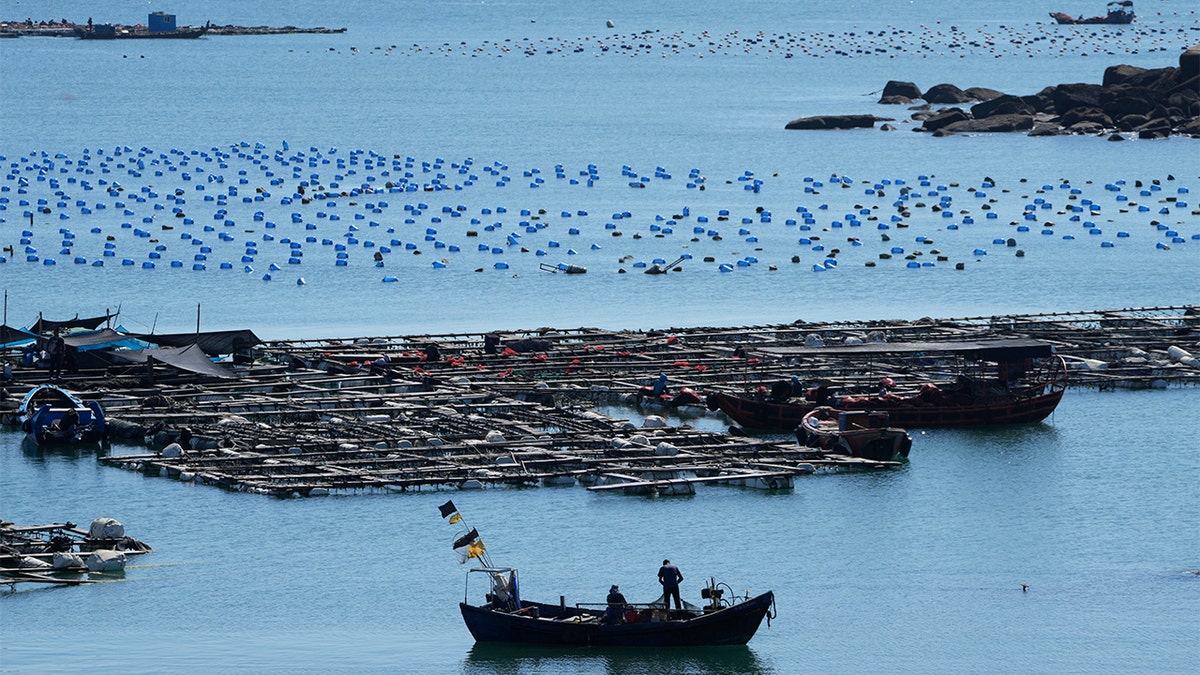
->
[[18, 385, 106, 445], [1049, 11, 1134, 24], [460, 591, 773, 647], [708, 388, 1064, 432], [74, 26, 208, 39]]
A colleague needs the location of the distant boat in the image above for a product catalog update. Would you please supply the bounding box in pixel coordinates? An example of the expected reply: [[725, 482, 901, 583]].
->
[[1050, 1, 1135, 24], [19, 385, 106, 445], [73, 24, 208, 39]]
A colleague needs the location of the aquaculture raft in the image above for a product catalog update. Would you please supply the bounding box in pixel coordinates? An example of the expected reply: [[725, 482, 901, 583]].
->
[[1, 305, 1195, 497]]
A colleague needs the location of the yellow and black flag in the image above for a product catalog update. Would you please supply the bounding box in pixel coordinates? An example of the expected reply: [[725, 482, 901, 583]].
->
[[438, 500, 458, 519], [453, 528, 479, 551], [467, 539, 486, 560]]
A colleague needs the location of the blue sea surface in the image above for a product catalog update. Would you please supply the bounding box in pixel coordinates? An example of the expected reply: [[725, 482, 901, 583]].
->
[[1, 0, 1199, 672], [1, 389, 1198, 673]]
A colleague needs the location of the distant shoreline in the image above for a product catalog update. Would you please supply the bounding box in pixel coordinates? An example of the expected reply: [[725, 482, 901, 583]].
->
[[0, 20, 346, 38]]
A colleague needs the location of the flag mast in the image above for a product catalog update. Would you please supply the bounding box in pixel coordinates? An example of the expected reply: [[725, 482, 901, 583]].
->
[[439, 500, 494, 568]]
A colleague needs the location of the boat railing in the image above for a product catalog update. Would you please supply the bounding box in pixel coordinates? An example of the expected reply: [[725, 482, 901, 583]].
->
[[574, 602, 675, 610]]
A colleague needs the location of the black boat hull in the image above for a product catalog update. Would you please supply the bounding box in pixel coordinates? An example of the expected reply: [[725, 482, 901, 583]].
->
[[460, 591, 773, 646]]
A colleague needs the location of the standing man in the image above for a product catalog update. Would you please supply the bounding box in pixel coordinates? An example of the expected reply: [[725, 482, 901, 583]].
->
[[658, 559, 684, 612], [45, 329, 65, 382]]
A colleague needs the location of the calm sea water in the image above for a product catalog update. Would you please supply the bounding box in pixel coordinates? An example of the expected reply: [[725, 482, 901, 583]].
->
[[1, 389, 1198, 673], [2, 0, 1199, 672]]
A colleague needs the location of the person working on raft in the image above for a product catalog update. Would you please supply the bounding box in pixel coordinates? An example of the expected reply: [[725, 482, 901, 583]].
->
[[606, 584, 628, 624], [45, 329, 65, 382], [658, 559, 684, 612]]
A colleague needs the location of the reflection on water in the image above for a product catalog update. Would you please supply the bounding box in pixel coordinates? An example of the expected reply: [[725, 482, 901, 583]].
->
[[19, 436, 107, 461], [462, 643, 772, 675]]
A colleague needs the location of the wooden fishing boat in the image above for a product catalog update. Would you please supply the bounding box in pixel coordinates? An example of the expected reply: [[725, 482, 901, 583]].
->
[[460, 567, 775, 647], [797, 407, 912, 462], [1050, 1, 1134, 24], [441, 500, 774, 647], [19, 385, 106, 445], [707, 339, 1067, 432]]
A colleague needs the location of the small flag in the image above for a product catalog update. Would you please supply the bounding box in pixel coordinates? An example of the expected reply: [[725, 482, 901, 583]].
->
[[448, 513, 462, 525], [453, 528, 479, 551], [467, 539, 486, 559], [438, 500, 457, 518]]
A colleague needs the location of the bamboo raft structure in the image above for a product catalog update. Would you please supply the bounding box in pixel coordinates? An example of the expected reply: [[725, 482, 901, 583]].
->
[[0, 519, 153, 587], [1, 305, 1196, 498]]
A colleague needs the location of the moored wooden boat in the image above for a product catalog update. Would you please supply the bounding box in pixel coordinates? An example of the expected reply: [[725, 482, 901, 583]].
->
[[797, 407, 912, 462], [19, 384, 106, 445], [706, 339, 1068, 432]]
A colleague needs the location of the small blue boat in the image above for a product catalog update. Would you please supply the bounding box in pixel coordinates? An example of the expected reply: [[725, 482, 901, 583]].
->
[[19, 385, 106, 445]]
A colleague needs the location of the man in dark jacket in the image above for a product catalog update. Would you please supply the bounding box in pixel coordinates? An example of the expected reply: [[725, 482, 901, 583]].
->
[[658, 559, 684, 611], [606, 584, 628, 624]]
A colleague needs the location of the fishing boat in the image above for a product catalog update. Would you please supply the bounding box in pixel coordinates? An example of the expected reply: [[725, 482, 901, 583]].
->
[[1050, 1, 1135, 24], [19, 385, 106, 445], [73, 23, 208, 39], [441, 501, 775, 646], [797, 407, 912, 462], [706, 338, 1067, 432], [460, 569, 774, 646]]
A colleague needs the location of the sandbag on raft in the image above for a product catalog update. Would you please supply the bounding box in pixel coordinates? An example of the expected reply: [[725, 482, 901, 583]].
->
[[53, 552, 85, 569], [88, 517, 125, 539], [86, 550, 127, 572]]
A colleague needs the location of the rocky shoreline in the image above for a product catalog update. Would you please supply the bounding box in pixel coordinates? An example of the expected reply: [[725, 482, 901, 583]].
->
[[788, 45, 1200, 139]]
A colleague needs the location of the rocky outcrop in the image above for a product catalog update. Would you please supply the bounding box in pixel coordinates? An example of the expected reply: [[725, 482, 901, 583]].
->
[[784, 114, 888, 130], [791, 49, 1199, 138], [911, 49, 1200, 137]]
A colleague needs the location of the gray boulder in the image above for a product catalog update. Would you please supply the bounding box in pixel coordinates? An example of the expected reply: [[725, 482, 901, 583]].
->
[[1052, 83, 1103, 114], [1176, 117, 1200, 137], [1058, 106, 1113, 129], [943, 114, 1034, 133], [1028, 123, 1064, 136], [880, 80, 922, 102], [924, 83, 974, 104], [919, 107, 970, 131], [1103, 64, 1147, 87], [972, 95, 1035, 119], [784, 114, 883, 130], [965, 87, 1005, 102]]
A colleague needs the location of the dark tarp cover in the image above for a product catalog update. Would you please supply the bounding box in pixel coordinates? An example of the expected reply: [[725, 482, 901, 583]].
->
[[0, 324, 39, 348], [755, 338, 1054, 362], [107, 343, 237, 378], [62, 328, 149, 352], [31, 312, 117, 333], [133, 329, 260, 356]]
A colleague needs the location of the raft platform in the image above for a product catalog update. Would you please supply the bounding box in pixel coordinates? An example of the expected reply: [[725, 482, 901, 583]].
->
[[0, 305, 1195, 497]]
